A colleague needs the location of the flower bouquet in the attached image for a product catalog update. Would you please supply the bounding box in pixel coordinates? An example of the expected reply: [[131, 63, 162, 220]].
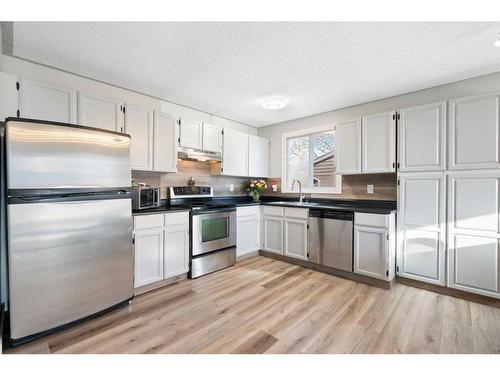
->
[[247, 179, 267, 201]]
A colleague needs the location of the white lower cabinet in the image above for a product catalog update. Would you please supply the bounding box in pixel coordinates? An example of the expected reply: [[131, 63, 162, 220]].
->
[[263, 216, 284, 254], [283, 207, 308, 260], [236, 206, 260, 257], [284, 218, 308, 260], [164, 224, 189, 279], [134, 227, 164, 288], [133, 212, 189, 289], [397, 172, 446, 285], [261, 206, 308, 259], [447, 171, 500, 298], [354, 213, 395, 281]]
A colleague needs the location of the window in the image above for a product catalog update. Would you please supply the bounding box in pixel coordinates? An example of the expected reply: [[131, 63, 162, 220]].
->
[[281, 125, 342, 194]]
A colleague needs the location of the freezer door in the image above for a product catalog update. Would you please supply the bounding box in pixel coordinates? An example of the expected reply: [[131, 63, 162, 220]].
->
[[6, 120, 131, 189], [8, 198, 133, 340]]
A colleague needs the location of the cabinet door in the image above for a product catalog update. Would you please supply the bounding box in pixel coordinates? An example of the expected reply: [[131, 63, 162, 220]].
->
[[263, 216, 283, 254], [164, 224, 189, 279], [447, 172, 500, 298], [202, 123, 222, 153], [179, 118, 203, 150], [237, 215, 260, 257], [284, 218, 308, 260], [222, 128, 249, 176], [0, 72, 18, 120], [335, 119, 361, 174], [449, 94, 500, 170], [77, 92, 123, 132], [19, 78, 76, 124], [248, 135, 269, 177], [398, 101, 446, 172], [354, 225, 389, 280], [397, 172, 446, 285], [154, 112, 178, 172], [134, 228, 164, 288], [125, 104, 154, 171], [362, 111, 396, 173]]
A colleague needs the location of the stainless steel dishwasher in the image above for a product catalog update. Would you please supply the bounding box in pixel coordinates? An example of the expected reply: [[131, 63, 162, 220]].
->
[[308, 209, 353, 272]]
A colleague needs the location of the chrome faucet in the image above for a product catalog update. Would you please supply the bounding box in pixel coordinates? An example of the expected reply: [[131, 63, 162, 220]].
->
[[291, 179, 304, 203]]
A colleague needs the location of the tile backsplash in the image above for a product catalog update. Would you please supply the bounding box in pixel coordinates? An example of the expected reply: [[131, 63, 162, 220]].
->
[[264, 173, 396, 201], [132, 160, 250, 199], [132, 160, 396, 201]]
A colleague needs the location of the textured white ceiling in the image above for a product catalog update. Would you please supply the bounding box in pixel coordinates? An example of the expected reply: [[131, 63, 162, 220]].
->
[[10, 22, 500, 127]]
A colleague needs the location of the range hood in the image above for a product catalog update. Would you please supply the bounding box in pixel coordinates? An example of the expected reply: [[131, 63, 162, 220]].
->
[[177, 147, 223, 162]]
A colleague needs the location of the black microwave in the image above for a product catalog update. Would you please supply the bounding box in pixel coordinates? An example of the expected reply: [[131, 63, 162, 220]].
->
[[132, 187, 160, 210]]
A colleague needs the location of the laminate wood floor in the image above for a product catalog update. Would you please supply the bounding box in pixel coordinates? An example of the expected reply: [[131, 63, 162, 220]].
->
[[5, 256, 500, 354]]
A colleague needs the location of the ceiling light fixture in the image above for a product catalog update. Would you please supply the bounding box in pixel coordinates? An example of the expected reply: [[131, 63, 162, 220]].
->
[[260, 96, 288, 110], [494, 34, 500, 47]]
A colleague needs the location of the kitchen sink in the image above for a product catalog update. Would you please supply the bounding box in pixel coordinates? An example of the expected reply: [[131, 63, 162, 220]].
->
[[268, 201, 321, 207]]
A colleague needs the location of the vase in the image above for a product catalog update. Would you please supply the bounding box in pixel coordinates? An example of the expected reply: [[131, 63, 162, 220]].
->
[[250, 191, 260, 202]]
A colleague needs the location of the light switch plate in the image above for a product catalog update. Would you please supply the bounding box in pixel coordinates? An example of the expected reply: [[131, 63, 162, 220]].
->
[[367, 184, 374, 194], [229, 184, 234, 192]]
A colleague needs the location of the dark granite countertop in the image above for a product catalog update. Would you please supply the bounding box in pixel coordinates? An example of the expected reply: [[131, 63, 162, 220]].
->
[[132, 204, 191, 216], [259, 197, 396, 214], [132, 196, 396, 215]]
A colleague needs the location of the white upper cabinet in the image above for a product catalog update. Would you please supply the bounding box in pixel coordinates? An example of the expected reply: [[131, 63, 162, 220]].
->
[[77, 92, 124, 132], [19, 78, 77, 124], [0, 72, 18, 120], [398, 101, 446, 172], [154, 112, 178, 173], [222, 128, 249, 176], [248, 135, 269, 177], [125, 104, 154, 171], [179, 118, 203, 150], [202, 123, 223, 153], [362, 111, 396, 173], [335, 119, 362, 174], [397, 172, 446, 285], [447, 171, 500, 299], [449, 93, 500, 170]]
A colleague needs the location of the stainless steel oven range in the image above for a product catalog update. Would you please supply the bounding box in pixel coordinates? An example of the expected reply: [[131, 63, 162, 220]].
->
[[169, 186, 236, 278]]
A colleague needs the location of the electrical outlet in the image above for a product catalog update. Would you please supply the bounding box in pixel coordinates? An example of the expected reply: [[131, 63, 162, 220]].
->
[[367, 184, 374, 194], [229, 184, 234, 192]]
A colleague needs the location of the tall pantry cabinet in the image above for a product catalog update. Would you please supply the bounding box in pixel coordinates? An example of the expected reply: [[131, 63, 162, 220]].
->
[[397, 94, 500, 298], [397, 101, 447, 286]]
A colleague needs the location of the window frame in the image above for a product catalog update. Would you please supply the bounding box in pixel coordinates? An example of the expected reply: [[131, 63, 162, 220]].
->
[[281, 124, 342, 194]]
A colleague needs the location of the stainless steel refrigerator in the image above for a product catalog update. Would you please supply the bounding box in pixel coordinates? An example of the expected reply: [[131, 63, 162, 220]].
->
[[5, 118, 134, 345]]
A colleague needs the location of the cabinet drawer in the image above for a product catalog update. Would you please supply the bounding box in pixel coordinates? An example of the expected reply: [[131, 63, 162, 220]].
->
[[284, 207, 308, 219], [134, 214, 164, 230], [354, 213, 388, 228], [165, 211, 189, 226], [237, 205, 260, 218], [262, 205, 284, 217]]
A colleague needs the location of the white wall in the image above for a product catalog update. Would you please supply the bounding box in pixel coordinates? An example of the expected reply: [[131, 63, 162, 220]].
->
[[1, 55, 257, 135], [258, 71, 500, 177]]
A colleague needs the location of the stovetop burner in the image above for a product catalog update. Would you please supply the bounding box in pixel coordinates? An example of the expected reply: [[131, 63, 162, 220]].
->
[[189, 203, 235, 210], [169, 186, 236, 212]]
